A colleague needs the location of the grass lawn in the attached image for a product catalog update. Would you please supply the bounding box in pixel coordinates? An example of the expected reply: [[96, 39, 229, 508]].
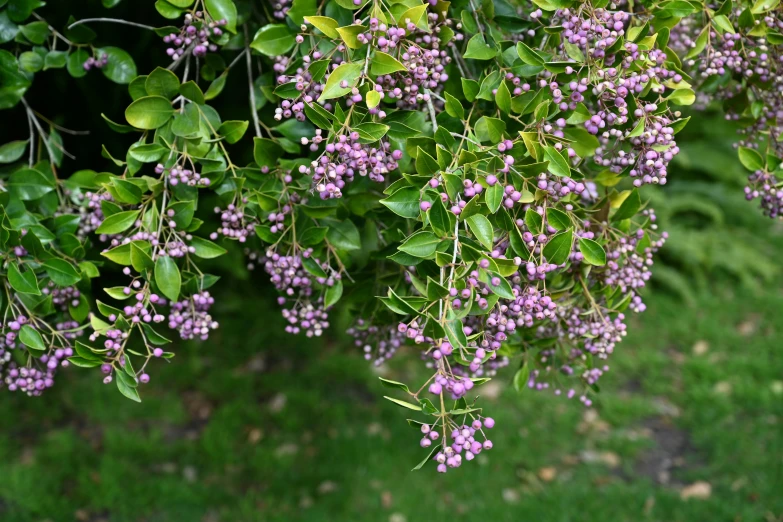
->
[[1, 275, 782, 522]]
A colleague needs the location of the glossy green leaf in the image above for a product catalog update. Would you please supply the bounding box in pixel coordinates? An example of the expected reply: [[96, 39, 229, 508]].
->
[[125, 96, 174, 129], [154, 255, 181, 302]]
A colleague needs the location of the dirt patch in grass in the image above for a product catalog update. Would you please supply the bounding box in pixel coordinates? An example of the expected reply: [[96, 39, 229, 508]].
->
[[633, 416, 700, 486]]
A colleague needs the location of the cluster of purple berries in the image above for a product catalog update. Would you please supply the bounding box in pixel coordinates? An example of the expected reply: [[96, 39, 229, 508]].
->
[[168, 291, 218, 341], [82, 53, 108, 71], [347, 320, 405, 366], [42, 283, 81, 311], [367, 15, 456, 109], [163, 12, 226, 60], [156, 163, 211, 187], [263, 250, 335, 336], [745, 170, 783, 218], [212, 202, 254, 243], [300, 130, 402, 199], [427, 417, 495, 473]]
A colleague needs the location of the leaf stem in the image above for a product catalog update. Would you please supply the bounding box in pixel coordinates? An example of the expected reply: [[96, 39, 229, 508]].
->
[[67, 18, 157, 31], [244, 25, 262, 138]]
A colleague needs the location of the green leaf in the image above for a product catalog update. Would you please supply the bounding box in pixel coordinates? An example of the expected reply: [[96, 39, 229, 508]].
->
[[8, 263, 41, 295], [154, 255, 181, 302], [461, 78, 479, 102], [251, 24, 295, 56], [179, 80, 205, 104], [111, 179, 142, 204], [204, 73, 226, 100], [485, 183, 503, 213], [578, 238, 606, 266], [18, 51, 42, 73], [464, 34, 498, 60], [96, 210, 139, 234], [125, 96, 174, 130], [475, 116, 506, 144], [379, 377, 410, 393], [383, 396, 422, 411], [42, 259, 81, 286], [303, 16, 339, 38], [666, 88, 695, 106], [128, 75, 148, 99], [318, 61, 364, 102], [0, 140, 27, 163], [141, 323, 171, 345], [564, 41, 585, 62], [128, 143, 167, 162], [9, 168, 55, 200], [399, 231, 439, 257], [513, 363, 530, 392], [130, 242, 154, 272], [99, 46, 137, 84], [751, 0, 780, 12], [612, 189, 641, 221], [354, 122, 389, 142], [370, 51, 407, 75], [543, 145, 571, 177], [299, 227, 328, 246], [366, 90, 381, 109], [253, 137, 284, 168], [546, 208, 570, 230], [19, 324, 45, 351], [167, 201, 195, 229], [525, 208, 543, 234], [543, 229, 573, 265], [380, 186, 420, 218], [205, 0, 237, 32], [145, 67, 180, 99], [44, 50, 67, 70], [66, 49, 89, 78], [445, 316, 468, 348], [0, 11, 20, 44], [685, 25, 710, 60], [218, 120, 249, 144], [466, 214, 493, 250], [116, 371, 141, 402], [324, 279, 343, 307], [189, 236, 227, 259], [325, 219, 361, 250], [302, 256, 328, 278], [444, 92, 464, 120], [429, 197, 454, 237], [415, 147, 440, 176], [516, 41, 544, 65], [738, 146, 764, 171], [20, 21, 48, 44], [496, 81, 511, 114], [336, 24, 366, 49], [712, 14, 735, 34]]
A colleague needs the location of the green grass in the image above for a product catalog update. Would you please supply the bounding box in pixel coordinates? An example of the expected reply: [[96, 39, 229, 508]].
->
[[1, 277, 782, 522]]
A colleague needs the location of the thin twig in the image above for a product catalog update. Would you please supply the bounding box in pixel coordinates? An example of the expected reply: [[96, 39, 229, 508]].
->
[[244, 25, 261, 138], [25, 110, 35, 167], [33, 111, 90, 135], [424, 88, 439, 132], [167, 43, 195, 71], [227, 48, 248, 70], [21, 98, 58, 165], [33, 13, 74, 46], [468, 0, 484, 36], [182, 52, 191, 109], [67, 18, 157, 31]]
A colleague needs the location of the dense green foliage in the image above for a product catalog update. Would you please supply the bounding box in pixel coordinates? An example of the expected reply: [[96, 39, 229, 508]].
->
[[1, 0, 782, 476]]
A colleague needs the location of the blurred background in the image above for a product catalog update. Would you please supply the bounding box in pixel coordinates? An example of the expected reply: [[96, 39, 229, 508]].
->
[[1, 2, 782, 519]]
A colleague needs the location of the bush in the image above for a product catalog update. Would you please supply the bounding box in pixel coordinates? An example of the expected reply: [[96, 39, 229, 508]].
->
[[0, 0, 780, 473]]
